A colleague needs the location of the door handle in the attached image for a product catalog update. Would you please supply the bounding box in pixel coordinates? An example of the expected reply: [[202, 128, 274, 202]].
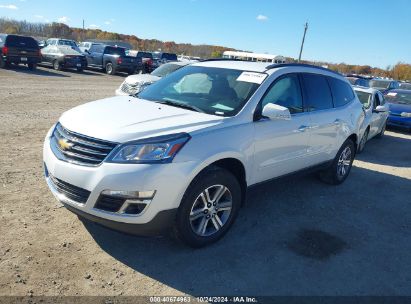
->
[[298, 125, 310, 132]]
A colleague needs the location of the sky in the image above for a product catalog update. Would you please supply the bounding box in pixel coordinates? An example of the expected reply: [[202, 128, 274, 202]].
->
[[0, 0, 410, 68]]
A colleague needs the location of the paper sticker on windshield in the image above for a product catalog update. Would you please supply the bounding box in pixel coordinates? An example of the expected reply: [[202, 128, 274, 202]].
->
[[237, 72, 267, 84], [387, 92, 397, 96]]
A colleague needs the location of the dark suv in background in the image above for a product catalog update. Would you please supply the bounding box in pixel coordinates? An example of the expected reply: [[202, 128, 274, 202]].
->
[[85, 44, 143, 75], [0, 34, 40, 70]]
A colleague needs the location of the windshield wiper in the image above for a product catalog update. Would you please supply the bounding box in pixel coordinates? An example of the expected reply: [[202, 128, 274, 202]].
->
[[157, 99, 205, 113]]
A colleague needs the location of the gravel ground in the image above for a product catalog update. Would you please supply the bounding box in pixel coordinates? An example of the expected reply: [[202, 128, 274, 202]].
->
[[0, 65, 410, 297]]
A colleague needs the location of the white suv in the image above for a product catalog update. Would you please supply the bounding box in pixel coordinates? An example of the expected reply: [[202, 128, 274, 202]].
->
[[43, 60, 364, 247]]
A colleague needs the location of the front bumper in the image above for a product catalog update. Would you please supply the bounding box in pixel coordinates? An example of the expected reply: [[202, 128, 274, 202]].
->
[[43, 134, 197, 235]]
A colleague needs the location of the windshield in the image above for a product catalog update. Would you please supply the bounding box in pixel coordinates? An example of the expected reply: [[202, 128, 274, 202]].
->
[[138, 66, 264, 116], [151, 63, 184, 78], [385, 92, 411, 105], [355, 90, 372, 108], [369, 80, 391, 89], [105, 47, 126, 56], [58, 40, 76, 47], [162, 53, 177, 61], [137, 52, 153, 59]]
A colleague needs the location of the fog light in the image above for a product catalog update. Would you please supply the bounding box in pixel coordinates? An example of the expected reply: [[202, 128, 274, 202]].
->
[[101, 190, 155, 199]]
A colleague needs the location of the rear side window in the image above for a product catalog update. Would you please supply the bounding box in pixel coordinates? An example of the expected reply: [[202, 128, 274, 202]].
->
[[328, 77, 355, 107], [301, 73, 333, 111], [6, 35, 38, 48], [105, 47, 126, 56]]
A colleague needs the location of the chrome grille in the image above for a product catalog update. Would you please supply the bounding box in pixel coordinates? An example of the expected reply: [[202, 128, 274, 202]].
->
[[50, 123, 117, 166]]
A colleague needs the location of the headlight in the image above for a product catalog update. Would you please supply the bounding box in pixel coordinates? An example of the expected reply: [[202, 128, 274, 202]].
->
[[107, 133, 190, 164], [401, 112, 411, 118]]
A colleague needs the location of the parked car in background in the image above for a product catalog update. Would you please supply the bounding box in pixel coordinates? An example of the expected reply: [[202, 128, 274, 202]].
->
[[84, 44, 143, 75], [399, 82, 411, 90], [354, 87, 389, 152], [78, 41, 98, 53], [44, 38, 80, 51], [116, 61, 190, 96], [40, 44, 87, 72], [44, 62, 364, 247], [369, 79, 399, 93], [384, 90, 411, 131], [0, 34, 40, 70], [127, 50, 154, 73], [152, 51, 178, 69], [346, 74, 370, 87]]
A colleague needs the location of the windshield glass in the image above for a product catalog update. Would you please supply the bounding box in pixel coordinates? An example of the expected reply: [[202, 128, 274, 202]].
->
[[151, 63, 183, 78], [369, 80, 391, 89], [137, 52, 153, 59], [385, 92, 411, 105], [58, 40, 76, 47], [355, 90, 372, 108], [138, 66, 264, 116], [162, 53, 177, 61]]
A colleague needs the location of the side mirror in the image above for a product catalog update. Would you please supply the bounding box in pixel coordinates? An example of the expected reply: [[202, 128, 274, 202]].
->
[[374, 105, 388, 113], [262, 103, 291, 120]]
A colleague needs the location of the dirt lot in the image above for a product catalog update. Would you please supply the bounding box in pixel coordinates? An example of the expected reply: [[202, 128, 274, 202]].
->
[[0, 65, 410, 297]]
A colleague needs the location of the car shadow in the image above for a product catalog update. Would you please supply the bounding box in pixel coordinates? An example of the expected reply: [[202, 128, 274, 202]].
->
[[356, 132, 411, 167], [1, 65, 70, 77], [81, 163, 411, 295]]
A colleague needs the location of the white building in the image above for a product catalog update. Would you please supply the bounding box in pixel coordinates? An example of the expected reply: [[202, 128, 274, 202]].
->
[[222, 51, 286, 63]]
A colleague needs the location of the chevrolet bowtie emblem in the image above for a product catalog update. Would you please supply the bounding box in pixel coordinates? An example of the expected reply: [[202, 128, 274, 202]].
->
[[58, 138, 73, 150]]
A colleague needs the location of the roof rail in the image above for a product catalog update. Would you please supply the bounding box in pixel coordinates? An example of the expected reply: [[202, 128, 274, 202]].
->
[[265, 63, 343, 76]]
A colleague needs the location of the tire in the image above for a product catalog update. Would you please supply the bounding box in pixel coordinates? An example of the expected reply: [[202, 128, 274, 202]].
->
[[53, 60, 61, 71], [174, 167, 241, 248], [105, 62, 115, 75], [376, 121, 386, 138], [28, 63, 37, 70], [0, 58, 9, 69], [319, 139, 355, 185], [76, 68, 83, 73], [357, 128, 369, 154], [127, 68, 135, 75]]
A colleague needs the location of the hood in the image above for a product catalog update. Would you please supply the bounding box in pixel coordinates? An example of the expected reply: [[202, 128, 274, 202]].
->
[[388, 102, 411, 114], [59, 96, 224, 143], [125, 74, 160, 85]]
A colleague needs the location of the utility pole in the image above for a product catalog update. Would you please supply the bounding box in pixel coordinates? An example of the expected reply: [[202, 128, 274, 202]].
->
[[82, 19, 85, 42], [298, 22, 308, 62]]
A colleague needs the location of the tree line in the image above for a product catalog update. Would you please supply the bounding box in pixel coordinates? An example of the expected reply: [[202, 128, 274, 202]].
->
[[1, 17, 410, 80]]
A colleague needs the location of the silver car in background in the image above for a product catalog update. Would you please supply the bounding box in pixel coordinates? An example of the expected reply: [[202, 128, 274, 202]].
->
[[115, 61, 191, 96], [354, 87, 389, 152]]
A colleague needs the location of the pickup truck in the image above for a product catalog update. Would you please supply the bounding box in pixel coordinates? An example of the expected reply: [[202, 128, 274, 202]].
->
[[84, 44, 143, 75], [0, 34, 41, 70]]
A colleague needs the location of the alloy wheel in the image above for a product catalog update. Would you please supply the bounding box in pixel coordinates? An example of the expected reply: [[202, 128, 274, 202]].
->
[[189, 184, 233, 237], [337, 146, 352, 178]]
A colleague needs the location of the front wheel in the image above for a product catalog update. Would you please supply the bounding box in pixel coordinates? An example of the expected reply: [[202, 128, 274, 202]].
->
[[28, 63, 37, 70], [76, 68, 83, 72], [174, 167, 241, 248], [319, 139, 355, 185]]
